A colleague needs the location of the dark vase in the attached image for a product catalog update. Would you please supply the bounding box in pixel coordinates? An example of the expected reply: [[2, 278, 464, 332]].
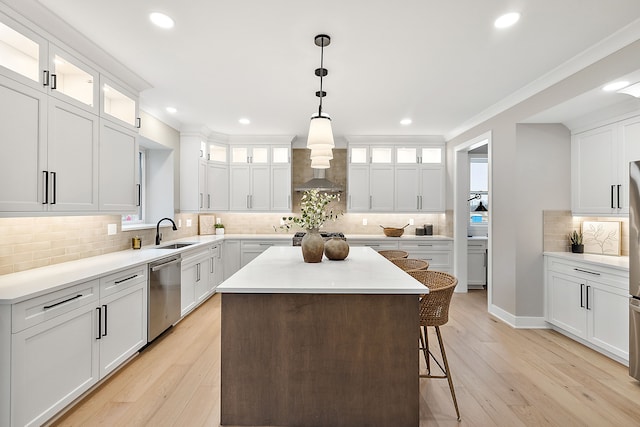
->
[[571, 244, 584, 253], [324, 238, 349, 260], [301, 229, 324, 263]]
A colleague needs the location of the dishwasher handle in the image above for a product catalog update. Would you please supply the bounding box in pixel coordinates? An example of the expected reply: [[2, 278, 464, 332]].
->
[[150, 257, 181, 272]]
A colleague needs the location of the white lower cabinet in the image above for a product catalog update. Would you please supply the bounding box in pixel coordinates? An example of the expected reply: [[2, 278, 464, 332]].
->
[[181, 247, 211, 316], [399, 240, 453, 273], [348, 239, 400, 251], [209, 244, 224, 290], [223, 239, 241, 280], [7, 265, 148, 427], [544, 254, 628, 363], [467, 240, 487, 288], [240, 239, 290, 268]]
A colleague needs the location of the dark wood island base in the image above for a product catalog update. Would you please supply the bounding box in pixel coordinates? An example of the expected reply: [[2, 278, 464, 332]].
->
[[221, 293, 419, 427]]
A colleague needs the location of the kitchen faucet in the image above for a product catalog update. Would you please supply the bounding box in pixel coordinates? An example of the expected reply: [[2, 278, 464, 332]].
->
[[155, 217, 178, 245]]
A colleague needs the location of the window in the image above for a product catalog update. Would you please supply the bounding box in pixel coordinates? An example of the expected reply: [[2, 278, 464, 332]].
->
[[469, 156, 488, 226]]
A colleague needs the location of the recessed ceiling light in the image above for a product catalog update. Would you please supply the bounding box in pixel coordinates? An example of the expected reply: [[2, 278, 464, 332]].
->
[[494, 12, 520, 29], [166, 106, 177, 114], [238, 118, 251, 125], [400, 118, 412, 125], [149, 12, 174, 29], [603, 81, 630, 92]]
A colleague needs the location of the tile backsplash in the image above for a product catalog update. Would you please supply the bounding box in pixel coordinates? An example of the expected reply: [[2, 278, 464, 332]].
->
[[0, 214, 199, 275], [543, 210, 629, 256]]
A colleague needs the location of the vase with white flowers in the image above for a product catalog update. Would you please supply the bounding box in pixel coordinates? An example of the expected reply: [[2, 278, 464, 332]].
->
[[281, 189, 343, 262]]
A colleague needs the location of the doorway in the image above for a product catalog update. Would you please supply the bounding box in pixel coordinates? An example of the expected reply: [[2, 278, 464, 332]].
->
[[453, 132, 491, 310]]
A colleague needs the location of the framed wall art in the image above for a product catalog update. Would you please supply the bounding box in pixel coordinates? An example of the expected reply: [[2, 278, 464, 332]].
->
[[581, 221, 621, 256]]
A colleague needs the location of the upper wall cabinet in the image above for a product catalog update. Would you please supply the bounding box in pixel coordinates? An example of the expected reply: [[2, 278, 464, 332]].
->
[[572, 114, 640, 216], [346, 138, 445, 213], [47, 44, 99, 114], [0, 16, 48, 91], [100, 76, 139, 130]]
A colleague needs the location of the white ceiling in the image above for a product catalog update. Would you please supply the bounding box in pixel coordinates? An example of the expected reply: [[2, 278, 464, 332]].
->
[[27, 0, 640, 140]]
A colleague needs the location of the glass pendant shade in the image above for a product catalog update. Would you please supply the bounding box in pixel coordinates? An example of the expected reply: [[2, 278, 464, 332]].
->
[[310, 148, 333, 160], [307, 115, 335, 150], [310, 156, 331, 169]]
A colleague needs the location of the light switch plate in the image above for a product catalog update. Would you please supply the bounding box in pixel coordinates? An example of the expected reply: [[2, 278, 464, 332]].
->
[[362, 218, 368, 226], [178, 219, 182, 228], [409, 218, 414, 225], [186, 219, 192, 227], [107, 223, 117, 235]]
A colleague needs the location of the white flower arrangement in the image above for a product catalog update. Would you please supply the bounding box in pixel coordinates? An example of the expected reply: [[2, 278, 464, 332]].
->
[[281, 189, 342, 231]]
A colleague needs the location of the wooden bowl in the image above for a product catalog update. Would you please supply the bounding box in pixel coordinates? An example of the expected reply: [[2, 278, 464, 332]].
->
[[382, 227, 404, 237]]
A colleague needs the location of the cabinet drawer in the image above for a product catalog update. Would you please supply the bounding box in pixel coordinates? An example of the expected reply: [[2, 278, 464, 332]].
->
[[12, 280, 99, 333], [241, 240, 290, 250], [100, 265, 147, 298], [546, 258, 627, 290], [399, 240, 453, 252], [348, 240, 399, 251], [408, 251, 451, 267]]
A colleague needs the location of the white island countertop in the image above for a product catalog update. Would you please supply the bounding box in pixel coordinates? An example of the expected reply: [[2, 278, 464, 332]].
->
[[217, 246, 428, 294]]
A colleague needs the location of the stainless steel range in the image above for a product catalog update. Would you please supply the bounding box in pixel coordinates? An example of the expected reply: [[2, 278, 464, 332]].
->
[[292, 232, 346, 246]]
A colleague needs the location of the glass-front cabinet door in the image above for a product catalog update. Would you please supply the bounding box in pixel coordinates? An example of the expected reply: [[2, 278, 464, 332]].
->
[[0, 16, 47, 89], [231, 146, 269, 164], [395, 146, 442, 164], [100, 76, 138, 128], [48, 45, 99, 113]]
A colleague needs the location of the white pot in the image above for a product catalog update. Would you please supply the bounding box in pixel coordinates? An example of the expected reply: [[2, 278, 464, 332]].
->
[[216, 228, 225, 235]]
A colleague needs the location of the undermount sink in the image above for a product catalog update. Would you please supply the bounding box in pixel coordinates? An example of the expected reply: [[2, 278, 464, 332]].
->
[[157, 242, 196, 249]]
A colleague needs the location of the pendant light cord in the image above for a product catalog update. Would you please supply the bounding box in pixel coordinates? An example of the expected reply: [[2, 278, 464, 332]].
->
[[318, 39, 324, 117]]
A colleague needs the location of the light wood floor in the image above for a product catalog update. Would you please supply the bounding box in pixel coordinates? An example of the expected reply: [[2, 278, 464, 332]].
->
[[50, 290, 640, 426]]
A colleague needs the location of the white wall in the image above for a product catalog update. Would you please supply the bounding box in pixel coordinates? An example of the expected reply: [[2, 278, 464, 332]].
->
[[447, 39, 640, 321]]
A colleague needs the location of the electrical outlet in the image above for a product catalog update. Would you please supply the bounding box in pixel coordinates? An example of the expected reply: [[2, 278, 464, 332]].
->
[[362, 218, 368, 226], [178, 219, 182, 228], [107, 223, 117, 235], [186, 219, 192, 227], [409, 218, 414, 226]]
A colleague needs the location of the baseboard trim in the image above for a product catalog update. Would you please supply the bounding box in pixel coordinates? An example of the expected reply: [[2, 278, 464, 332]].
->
[[488, 304, 548, 329]]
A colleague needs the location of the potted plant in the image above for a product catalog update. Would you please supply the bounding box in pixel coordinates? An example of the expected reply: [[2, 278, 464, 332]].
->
[[569, 230, 584, 253], [215, 223, 225, 235], [281, 189, 343, 262]]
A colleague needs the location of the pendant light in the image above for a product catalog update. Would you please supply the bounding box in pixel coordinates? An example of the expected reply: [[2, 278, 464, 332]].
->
[[310, 148, 333, 160], [307, 34, 335, 164]]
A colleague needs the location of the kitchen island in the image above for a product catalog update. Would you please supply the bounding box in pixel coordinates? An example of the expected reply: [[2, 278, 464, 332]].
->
[[216, 246, 427, 427]]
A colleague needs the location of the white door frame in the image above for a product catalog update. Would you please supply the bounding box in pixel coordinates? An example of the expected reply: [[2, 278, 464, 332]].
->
[[453, 132, 492, 308]]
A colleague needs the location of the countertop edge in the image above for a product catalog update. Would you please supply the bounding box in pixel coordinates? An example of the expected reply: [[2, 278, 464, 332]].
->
[[543, 251, 629, 272]]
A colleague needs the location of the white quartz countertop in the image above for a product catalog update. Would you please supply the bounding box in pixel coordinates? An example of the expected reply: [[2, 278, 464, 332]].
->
[[216, 246, 428, 295], [223, 233, 452, 241], [0, 235, 224, 304], [544, 251, 629, 271]]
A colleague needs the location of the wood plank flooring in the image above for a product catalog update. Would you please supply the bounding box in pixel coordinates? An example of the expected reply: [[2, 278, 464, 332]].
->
[[49, 290, 640, 426]]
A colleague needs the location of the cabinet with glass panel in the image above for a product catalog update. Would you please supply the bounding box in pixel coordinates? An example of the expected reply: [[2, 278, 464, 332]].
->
[[394, 144, 445, 212], [347, 145, 395, 212]]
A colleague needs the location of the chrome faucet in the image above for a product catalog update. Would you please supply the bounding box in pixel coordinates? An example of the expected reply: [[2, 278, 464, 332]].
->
[[155, 218, 178, 245]]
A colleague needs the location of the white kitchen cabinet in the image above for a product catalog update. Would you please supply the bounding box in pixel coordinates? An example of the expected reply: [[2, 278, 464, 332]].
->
[[99, 119, 139, 212], [181, 247, 211, 316], [544, 254, 629, 362], [180, 134, 208, 212], [47, 98, 100, 212], [0, 75, 48, 212], [395, 165, 445, 212], [100, 75, 139, 130], [229, 164, 270, 211], [271, 164, 291, 211], [206, 162, 229, 211], [348, 145, 394, 212], [97, 266, 147, 378], [399, 240, 453, 274], [572, 114, 640, 216], [223, 239, 241, 280], [467, 240, 487, 288], [10, 280, 100, 427], [47, 44, 99, 114], [348, 239, 399, 251], [0, 13, 48, 91], [209, 243, 224, 290], [240, 239, 291, 268]]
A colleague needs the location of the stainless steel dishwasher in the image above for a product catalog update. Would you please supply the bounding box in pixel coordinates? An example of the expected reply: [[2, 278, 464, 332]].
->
[[148, 255, 181, 342]]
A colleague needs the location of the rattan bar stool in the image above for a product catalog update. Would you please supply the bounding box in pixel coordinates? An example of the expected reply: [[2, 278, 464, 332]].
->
[[378, 249, 409, 260], [407, 270, 460, 421], [390, 258, 429, 272]]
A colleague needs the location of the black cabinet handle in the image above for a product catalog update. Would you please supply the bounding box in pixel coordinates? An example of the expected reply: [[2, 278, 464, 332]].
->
[[580, 284, 584, 308], [102, 304, 108, 336], [136, 117, 141, 129], [42, 171, 49, 204], [50, 172, 57, 204], [51, 73, 57, 90], [43, 294, 82, 309], [617, 184, 621, 209], [114, 274, 138, 284], [573, 268, 600, 276], [586, 285, 591, 310], [43, 70, 49, 87], [137, 184, 141, 206], [96, 307, 102, 340], [611, 185, 615, 209]]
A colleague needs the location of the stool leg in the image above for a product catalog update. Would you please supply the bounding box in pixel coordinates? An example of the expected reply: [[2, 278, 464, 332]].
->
[[419, 325, 430, 373], [434, 326, 460, 421]]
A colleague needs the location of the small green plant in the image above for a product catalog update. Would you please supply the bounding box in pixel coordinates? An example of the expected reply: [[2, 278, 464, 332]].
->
[[569, 230, 583, 245], [280, 189, 342, 231], [215, 223, 224, 229]]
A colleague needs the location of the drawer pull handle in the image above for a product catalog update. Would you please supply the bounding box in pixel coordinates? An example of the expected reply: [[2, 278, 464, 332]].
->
[[44, 294, 82, 310], [418, 244, 433, 247], [573, 268, 600, 276], [102, 304, 108, 336], [114, 274, 138, 284]]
